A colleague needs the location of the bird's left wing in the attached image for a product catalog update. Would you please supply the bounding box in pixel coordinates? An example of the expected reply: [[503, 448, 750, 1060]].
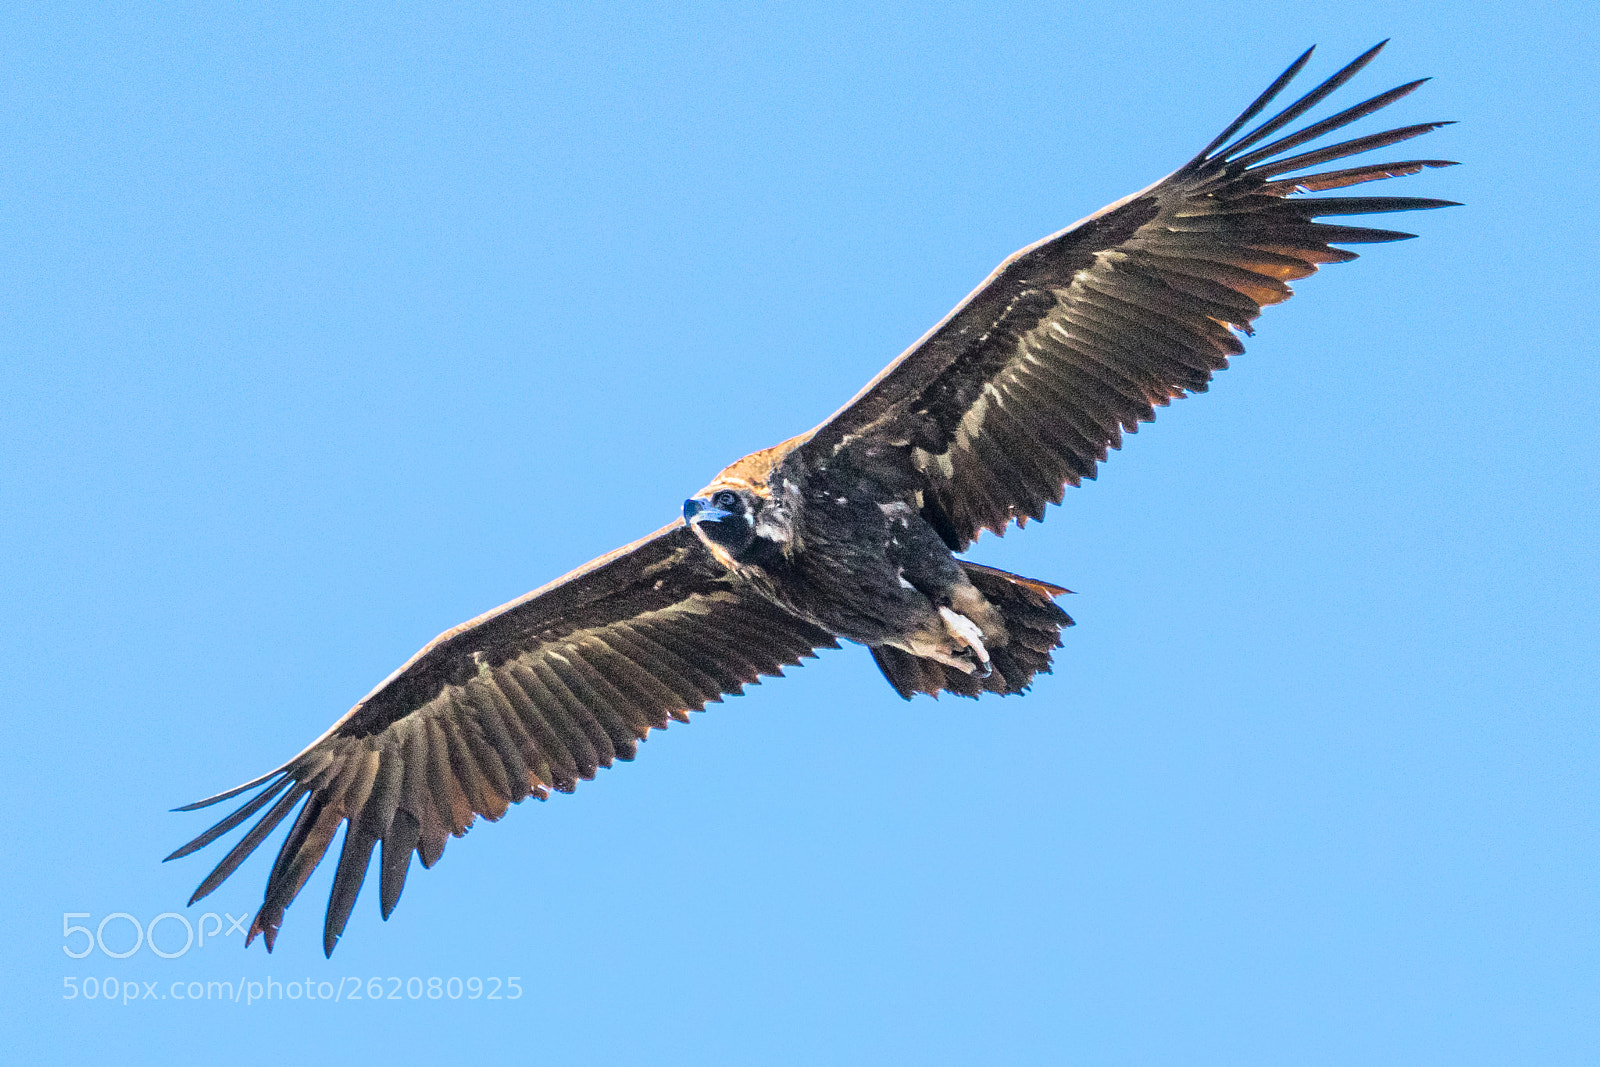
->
[[801, 44, 1457, 551], [168, 520, 837, 955]]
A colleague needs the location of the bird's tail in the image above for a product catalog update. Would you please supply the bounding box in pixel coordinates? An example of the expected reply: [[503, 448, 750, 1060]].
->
[[871, 562, 1074, 699]]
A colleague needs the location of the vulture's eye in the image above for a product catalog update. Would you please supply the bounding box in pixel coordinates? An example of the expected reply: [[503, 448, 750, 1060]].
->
[[713, 490, 740, 511]]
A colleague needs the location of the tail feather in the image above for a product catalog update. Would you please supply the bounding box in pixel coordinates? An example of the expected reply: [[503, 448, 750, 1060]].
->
[[872, 562, 1074, 699]]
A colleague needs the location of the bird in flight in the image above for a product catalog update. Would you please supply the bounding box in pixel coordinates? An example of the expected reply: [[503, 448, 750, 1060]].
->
[[170, 43, 1456, 955]]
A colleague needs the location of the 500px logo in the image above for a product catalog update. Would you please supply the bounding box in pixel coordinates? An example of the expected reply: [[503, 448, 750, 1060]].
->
[[62, 911, 250, 959]]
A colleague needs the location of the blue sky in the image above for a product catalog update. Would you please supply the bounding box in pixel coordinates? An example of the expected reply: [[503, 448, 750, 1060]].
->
[[3, 2, 1596, 1063]]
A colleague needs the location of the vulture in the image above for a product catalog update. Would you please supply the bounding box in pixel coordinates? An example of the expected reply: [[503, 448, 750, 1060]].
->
[[169, 43, 1456, 955]]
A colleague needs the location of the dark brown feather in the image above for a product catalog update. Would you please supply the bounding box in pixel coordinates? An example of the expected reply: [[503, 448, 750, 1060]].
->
[[324, 823, 378, 955], [378, 811, 420, 919]]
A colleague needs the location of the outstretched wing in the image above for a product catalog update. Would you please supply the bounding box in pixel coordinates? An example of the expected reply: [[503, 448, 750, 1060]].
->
[[167, 521, 837, 955], [802, 43, 1458, 551]]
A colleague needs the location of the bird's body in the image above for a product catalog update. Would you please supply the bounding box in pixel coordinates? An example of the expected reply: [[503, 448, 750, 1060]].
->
[[687, 434, 1070, 689], [168, 43, 1457, 955]]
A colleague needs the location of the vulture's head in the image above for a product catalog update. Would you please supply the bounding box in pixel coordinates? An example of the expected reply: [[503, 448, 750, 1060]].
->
[[685, 434, 808, 566], [684, 486, 760, 558]]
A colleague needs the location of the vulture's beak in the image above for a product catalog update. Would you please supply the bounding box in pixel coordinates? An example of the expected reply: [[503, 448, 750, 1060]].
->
[[683, 497, 732, 525]]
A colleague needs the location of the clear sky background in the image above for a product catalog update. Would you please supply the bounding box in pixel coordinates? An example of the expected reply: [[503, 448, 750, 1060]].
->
[[3, 2, 1595, 1064]]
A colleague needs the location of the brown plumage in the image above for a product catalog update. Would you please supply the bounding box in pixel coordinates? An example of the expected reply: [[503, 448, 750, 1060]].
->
[[169, 43, 1456, 955]]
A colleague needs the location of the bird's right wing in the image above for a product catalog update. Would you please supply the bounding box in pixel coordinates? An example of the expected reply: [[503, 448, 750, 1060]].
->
[[167, 520, 838, 955]]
